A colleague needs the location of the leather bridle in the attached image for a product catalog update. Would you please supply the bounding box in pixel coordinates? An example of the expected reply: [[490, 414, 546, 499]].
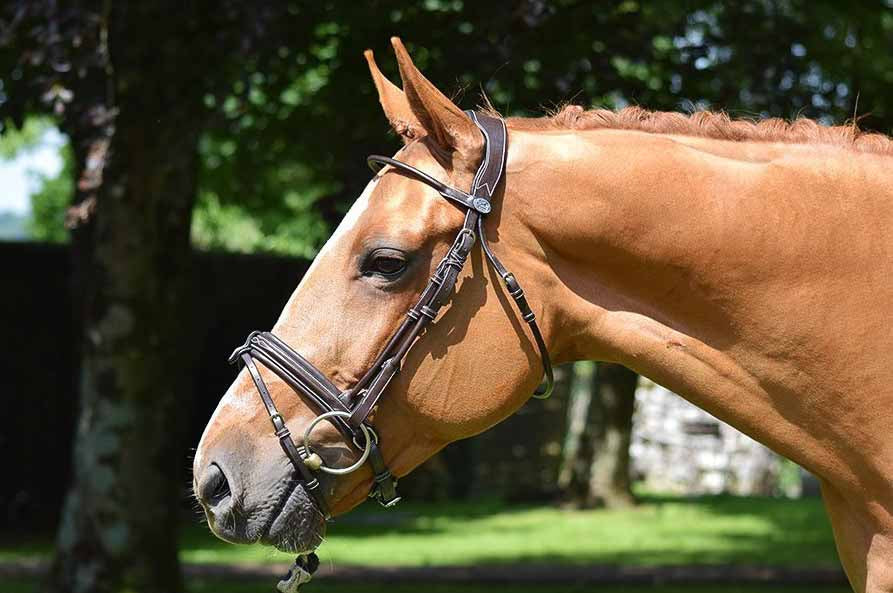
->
[[229, 112, 553, 519]]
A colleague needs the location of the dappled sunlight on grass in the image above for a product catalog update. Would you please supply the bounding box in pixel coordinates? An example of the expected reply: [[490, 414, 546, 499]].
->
[[0, 495, 838, 569], [3, 578, 853, 593], [175, 495, 839, 568]]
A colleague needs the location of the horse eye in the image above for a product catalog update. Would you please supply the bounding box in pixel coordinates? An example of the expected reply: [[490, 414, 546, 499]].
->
[[363, 249, 407, 279], [372, 256, 405, 275]]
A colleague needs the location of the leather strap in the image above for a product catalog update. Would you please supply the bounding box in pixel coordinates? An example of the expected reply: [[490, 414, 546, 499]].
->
[[228, 111, 552, 518], [366, 112, 553, 400], [239, 351, 330, 517]]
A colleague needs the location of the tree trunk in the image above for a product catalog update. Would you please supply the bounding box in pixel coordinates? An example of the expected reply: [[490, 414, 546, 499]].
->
[[45, 6, 203, 593], [586, 363, 637, 508], [557, 361, 592, 498], [559, 362, 638, 509]]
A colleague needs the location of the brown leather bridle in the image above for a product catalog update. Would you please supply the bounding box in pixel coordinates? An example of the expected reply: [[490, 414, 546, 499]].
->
[[228, 112, 553, 522]]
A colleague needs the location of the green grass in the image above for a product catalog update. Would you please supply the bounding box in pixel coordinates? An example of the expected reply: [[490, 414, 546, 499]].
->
[[1, 494, 840, 569], [3, 579, 853, 593], [178, 494, 840, 568]]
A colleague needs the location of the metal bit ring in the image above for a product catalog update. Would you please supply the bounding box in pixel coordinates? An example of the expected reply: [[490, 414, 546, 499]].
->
[[302, 411, 372, 475]]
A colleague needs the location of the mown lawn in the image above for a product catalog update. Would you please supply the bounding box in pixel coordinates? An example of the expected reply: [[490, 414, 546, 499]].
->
[[180, 494, 840, 567], [3, 494, 840, 568], [4, 579, 852, 593], [190, 585, 852, 593]]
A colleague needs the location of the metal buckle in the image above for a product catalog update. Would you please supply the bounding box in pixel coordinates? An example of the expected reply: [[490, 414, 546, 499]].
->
[[270, 413, 289, 434], [381, 496, 402, 508]]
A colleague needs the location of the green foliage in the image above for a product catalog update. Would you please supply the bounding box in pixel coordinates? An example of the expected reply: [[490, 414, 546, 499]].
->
[[190, 187, 329, 257], [26, 142, 73, 243], [10, 2, 893, 254], [0, 115, 71, 242], [190, 0, 893, 256], [193, 136, 333, 256], [0, 116, 53, 158]]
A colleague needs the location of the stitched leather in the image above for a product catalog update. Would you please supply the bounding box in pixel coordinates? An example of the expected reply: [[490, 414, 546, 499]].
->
[[229, 112, 552, 517]]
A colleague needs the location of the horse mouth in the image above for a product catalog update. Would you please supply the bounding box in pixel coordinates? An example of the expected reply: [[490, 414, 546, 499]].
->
[[260, 478, 327, 553]]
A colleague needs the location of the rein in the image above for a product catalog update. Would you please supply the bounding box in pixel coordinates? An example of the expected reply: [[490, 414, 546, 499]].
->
[[228, 111, 553, 522]]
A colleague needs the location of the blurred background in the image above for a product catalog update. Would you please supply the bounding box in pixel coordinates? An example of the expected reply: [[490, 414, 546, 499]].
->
[[2, 1, 892, 592]]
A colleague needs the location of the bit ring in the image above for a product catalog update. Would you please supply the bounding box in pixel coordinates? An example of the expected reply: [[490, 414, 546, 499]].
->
[[302, 411, 372, 475]]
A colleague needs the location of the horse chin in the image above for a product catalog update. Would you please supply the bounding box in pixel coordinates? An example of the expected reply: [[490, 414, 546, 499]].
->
[[260, 481, 327, 553]]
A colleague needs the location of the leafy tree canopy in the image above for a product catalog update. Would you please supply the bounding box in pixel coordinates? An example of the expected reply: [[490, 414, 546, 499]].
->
[[0, 115, 53, 157], [0, 116, 71, 241], [5, 1, 893, 255]]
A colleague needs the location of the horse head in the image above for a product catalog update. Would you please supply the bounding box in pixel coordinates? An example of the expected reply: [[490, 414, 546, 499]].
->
[[193, 38, 551, 553]]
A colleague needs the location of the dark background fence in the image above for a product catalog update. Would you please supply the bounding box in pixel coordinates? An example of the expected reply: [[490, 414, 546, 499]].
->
[[1, 241, 567, 530]]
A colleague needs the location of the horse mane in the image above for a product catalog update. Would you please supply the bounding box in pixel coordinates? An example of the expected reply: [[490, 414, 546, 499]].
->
[[494, 104, 893, 156]]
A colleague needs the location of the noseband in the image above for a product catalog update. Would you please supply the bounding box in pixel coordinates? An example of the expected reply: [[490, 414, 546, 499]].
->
[[229, 112, 554, 519]]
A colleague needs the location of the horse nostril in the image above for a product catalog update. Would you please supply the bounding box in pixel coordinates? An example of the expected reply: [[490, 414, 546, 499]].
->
[[199, 463, 231, 508]]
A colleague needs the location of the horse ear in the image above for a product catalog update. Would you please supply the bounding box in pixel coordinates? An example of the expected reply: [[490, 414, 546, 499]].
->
[[390, 37, 482, 158], [365, 49, 424, 143]]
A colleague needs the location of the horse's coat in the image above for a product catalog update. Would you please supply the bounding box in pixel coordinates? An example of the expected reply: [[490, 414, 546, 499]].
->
[[195, 38, 893, 592]]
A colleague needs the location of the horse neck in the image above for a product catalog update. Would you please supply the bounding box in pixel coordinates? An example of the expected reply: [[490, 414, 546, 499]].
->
[[501, 127, 893, 498]]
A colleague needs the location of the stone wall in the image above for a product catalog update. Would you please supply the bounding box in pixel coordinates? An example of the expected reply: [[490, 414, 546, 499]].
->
[[405, 370, 802, 501], [630, 379, 782, 496]]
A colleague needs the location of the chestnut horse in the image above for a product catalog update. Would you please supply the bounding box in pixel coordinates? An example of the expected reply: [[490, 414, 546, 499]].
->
[[195, 38, 893, 592]]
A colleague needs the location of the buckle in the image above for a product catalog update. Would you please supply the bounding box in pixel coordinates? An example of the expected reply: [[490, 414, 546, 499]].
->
[[381, 496, 402, 508], [369, 479, 401, 508], [271, 413, 288, 434]]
